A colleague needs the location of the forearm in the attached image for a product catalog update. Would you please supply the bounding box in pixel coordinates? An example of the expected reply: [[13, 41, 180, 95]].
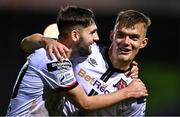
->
[[67, 86, 130, 111], [20, 33, 46, 53], [82, 89, 130, 111], [83, 79, 148, 110]]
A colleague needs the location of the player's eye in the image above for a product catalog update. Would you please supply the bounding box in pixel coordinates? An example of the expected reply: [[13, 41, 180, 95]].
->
[[129, 34, 140, 41], [115, 32, 125, 39]]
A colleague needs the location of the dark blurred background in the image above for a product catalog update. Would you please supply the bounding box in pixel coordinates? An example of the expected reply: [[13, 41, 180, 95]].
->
[[0, 0, 179, 115]]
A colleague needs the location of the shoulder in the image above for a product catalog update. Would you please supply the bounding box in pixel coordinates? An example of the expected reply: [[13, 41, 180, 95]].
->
[[74, 43, 104, 69], [27, 48, 56, 68], [91, 43, 99, 50]]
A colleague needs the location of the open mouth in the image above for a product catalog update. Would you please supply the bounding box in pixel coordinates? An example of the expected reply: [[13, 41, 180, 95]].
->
[[119, 48, 131, 54]]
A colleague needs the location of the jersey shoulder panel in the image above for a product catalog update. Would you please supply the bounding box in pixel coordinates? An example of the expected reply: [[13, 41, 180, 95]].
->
[[27, 48, 52, 68], [27, 48, 78, 90]]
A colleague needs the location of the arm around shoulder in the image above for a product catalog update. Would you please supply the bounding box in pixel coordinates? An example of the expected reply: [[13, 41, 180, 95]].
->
[[20, 33, 46, 53], [66, 78, 148, 111], [66, 85, 130, 111]]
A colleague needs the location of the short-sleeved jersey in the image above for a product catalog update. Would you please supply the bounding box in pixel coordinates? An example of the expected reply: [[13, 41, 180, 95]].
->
[[63, 43, 146, 116], [6, 48, 78, 116]]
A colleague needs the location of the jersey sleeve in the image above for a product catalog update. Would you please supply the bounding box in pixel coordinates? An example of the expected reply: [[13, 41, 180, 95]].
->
[[28, 48, 78, 91], [45, 59, 78, 91]]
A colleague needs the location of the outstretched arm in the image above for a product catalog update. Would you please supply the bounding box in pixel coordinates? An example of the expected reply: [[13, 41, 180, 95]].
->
[[21, 33, 46, 53], [21, 33, 69, 59], [67, 79, 148, 111]]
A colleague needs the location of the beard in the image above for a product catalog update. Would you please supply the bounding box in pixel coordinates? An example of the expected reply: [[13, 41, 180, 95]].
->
[[76, 36, 92, 57], [78, 44, 92, 56]]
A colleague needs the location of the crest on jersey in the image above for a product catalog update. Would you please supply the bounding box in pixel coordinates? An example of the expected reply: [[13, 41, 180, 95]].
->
[[88, 58, 98, 67], [116, 79, 127, 89]]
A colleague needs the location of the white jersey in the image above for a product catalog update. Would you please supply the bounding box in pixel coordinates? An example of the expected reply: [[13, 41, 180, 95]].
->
[[63, 43, 146, 116], [6, 48, 78, 116]]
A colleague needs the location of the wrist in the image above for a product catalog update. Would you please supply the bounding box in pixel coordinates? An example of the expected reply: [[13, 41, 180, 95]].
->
[[40, 36, 48, 48], [121, 87, 132, 99]]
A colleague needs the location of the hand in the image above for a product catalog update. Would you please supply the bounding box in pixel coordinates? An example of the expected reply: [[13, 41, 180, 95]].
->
[[44, 37, 70, 61], [125, 79, 148, 98], [125, 61, 138, 79]]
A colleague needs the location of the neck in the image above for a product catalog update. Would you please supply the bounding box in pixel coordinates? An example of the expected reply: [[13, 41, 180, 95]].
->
[[57, 38, 79, 60], [57, 38, 72, 59]]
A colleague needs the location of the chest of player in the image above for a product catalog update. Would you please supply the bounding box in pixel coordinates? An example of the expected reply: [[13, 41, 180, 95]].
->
[[74, 57, 133, 95], [74, 46, 133, 95]]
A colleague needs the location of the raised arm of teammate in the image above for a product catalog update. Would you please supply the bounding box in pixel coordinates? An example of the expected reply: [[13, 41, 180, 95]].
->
[[21, 33, 69, 60]]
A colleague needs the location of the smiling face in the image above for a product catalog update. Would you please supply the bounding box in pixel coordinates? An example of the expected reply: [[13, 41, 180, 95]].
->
[[110, 22, 148, 63], [77, 23, 99, 56]]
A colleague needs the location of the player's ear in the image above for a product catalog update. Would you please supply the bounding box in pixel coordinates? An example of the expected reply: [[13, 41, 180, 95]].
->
[[140, 37, 148, 48], [71, 29, 80, 42], [110, 30, 114, 42]]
